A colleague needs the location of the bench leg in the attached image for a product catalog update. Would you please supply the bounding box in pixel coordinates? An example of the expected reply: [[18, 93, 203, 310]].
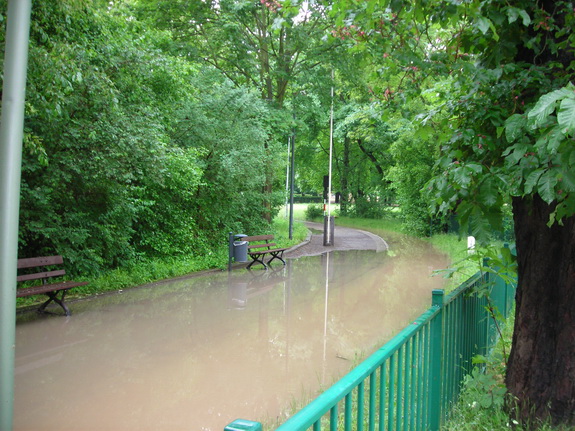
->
[[267, 251, 286, 266], [38, 290, 71, 316], [247, 254, 268, 270]]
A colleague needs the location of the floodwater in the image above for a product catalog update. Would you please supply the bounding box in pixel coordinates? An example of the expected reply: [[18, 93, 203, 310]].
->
[[14, 238, 448, 431]]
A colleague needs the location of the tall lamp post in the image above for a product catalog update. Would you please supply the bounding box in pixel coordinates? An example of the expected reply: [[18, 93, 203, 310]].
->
[[0, 1, 32, 430], [288, 130, 296, 240], [323, 72, 335, 246]]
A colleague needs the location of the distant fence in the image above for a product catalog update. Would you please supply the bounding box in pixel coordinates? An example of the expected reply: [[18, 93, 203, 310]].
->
[[225, 260, 516, 431]]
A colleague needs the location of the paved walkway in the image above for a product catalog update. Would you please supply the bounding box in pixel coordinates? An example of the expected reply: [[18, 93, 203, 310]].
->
[[284, 221, 388, 259]]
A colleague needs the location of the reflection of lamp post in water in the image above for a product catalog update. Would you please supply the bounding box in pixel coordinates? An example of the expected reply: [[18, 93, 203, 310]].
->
[[322, 251, 331, 385]]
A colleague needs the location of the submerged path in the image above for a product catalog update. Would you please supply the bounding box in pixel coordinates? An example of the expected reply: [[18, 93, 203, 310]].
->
[[285, 221, 389, 259], [14, 222, 448, 431]]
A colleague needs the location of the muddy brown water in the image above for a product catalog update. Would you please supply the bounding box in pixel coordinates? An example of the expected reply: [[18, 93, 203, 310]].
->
[[14, 240, 448, 431]]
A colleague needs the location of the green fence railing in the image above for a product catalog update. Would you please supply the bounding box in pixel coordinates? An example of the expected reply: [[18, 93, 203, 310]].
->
[[225, 263, 516, 431]]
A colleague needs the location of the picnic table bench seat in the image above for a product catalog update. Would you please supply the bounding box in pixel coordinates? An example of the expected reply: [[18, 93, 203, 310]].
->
[[17, 255, 88, 316], [243, 234, 288, 270]]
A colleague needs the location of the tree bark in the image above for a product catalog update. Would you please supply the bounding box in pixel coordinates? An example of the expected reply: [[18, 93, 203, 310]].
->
[[506, 194, 575, 426]]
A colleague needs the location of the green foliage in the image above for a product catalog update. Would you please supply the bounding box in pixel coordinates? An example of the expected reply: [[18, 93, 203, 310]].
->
[[388, 120, 441, 235], [173, 73, 283, 239], [328, 0, 574, 243], [15, 2, 284, 275], [304, 204, 324, 220], [270, 218, 309, 249], [132, 147, 204, 257], [502, 83, 575, 224], [347, 196, 390, 219]]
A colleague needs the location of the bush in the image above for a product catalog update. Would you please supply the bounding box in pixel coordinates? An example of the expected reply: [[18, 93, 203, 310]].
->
[[305, 204, 324, 220], [348, 196, 389, 219]]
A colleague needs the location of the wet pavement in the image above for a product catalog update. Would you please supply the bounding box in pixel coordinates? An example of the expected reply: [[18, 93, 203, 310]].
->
[[14, 225, 448, 431], [285, 222, 388, 259]]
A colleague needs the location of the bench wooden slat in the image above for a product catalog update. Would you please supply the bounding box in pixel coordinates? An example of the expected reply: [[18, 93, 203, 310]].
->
[[18, 255, 64, 269], [243, 235, 274, 242], [17, 269, 66, 282], [249, 247, 287, 255], [248, 243, 277, 250], [17, 281, 88, 298]]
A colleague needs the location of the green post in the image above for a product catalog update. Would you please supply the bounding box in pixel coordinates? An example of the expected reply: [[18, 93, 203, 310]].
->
[[0, 1, 32, 430], [429, 289, 444, 431]]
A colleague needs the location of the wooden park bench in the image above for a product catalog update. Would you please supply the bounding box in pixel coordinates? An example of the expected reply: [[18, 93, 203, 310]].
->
[[17, 255, 88, 316], [244, 235, 288, 270]]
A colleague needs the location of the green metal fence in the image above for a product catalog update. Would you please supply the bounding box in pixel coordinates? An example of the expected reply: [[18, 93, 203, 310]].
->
[[226, 263, 516, 431]]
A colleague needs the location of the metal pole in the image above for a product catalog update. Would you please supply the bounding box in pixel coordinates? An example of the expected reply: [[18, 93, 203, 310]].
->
[[285, 136, 290, 219], [228, 232, 234, 271], [288, 132, 295, 240], [324, 71, 334, 246], [0, 1, 32, 429], [327, 75, 334, 221]]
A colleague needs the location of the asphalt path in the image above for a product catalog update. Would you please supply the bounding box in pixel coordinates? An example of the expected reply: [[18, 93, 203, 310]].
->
[[285, 221, 388, 259]]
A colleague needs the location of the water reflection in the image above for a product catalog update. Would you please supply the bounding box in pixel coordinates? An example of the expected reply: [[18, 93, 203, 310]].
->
[[14, 245, 448, 431]]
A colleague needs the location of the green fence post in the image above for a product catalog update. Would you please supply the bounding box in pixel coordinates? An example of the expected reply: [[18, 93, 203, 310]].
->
[[429, 289, 444, 431]]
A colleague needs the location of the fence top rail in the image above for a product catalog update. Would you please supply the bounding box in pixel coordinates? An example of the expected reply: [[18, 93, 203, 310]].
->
[[275, 305, 441, 431], [444, 271, 483, 306]]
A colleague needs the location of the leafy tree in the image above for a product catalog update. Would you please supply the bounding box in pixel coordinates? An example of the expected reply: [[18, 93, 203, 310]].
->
[[334, 101, 396, 216], [331, 0, 575, 426], [131, 0, 340, 220], [17, 2, 205, 273], [172, 72, 284, 238], [387, 120, 439, 235], [132, 0, 335, 106]]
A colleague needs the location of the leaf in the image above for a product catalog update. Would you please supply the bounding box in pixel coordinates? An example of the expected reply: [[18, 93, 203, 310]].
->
[[472, 354, 488, 365], [505, 114, 526, 143], [518, 9, 531, 26], [524, 169, 543, 194], [546, 126, 565, 152], [537, 170, 558, 204], [476, 16, 491, 35], [467, 163, 483, 174], [528, 88, 572, 126], [559, 170, 575, 193], [503, 144, 527, 165], [272, 17, 285, 30], [557, 96, 575, 135], [505, 6, 530, 26], [507, 7, 519, 23]]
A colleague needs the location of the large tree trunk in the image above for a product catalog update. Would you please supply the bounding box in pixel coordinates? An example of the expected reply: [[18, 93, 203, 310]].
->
[[506, 194, 575, 426]]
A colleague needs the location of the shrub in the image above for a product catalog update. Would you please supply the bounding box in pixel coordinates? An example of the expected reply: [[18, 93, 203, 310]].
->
[[305, 204, 324, 220]]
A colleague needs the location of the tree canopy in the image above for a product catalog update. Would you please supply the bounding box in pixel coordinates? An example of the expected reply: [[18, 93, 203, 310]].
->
[[329, 0, 575, 425]]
